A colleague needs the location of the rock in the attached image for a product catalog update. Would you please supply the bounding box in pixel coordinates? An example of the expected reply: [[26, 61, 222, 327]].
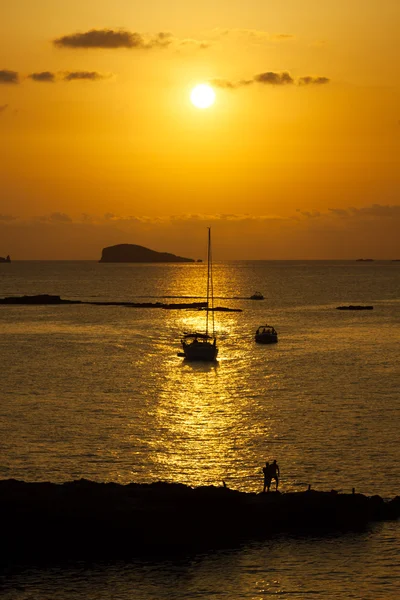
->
[[336, 305, 373, 310], [0, 294, 81, 305]]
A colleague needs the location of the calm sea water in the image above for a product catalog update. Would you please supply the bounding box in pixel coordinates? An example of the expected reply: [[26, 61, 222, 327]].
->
[[0, 260, 399, 599]]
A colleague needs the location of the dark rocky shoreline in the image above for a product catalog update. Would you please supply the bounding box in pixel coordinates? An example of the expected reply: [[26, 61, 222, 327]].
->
[[1, 479, 398, 564], [0, 295, 241, 311]]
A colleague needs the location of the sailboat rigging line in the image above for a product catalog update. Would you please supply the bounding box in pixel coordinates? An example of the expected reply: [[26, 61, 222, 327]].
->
[[210, 228, 215, 336], [206, 228, 209, 336]]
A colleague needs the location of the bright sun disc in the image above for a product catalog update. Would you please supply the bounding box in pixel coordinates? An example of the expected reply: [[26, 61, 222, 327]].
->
[[190, 84, 216, 109]]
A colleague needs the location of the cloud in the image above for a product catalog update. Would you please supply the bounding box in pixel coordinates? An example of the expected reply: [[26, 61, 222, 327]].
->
[[4, 206, 400, 259], [34, 212, 73, 223], [255, 71, 294, 85], [328, 204, 400, 218], [327, 208, 350, 218], [53, 28, 175, 50], [0, 104, 8, 113], [54, 29, 143, 49], [212, 70, 330, 90], [211, 78, 253, 89], [296, 209, 322, 219], [50, 212, 73, 223], [53, 28, 208, 52], [176, 38, 209, 50], [28, 71, 55, 83], [103, 212, 289, 225], [0, 70, 19, 84], [298, 76, 330, 85], [63, 71, 107, 81], [270, 33, 295, 41], [213, 28, 294, 43], [296, 204, 400, 221]]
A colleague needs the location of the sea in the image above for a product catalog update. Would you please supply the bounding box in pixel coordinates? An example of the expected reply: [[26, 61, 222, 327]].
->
[[0, 260, 399, 599]]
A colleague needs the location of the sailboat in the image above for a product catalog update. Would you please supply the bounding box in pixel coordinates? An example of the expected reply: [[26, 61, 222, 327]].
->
[[179, 228, 218, 361]]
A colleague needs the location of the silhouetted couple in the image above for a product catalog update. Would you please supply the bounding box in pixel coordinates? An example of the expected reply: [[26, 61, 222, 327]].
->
[[262, 460, 280, 492]]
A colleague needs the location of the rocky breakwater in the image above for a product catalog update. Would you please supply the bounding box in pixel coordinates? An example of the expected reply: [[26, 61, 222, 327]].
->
[[0, 294, 81, 305], [1, 479, 399, 563]]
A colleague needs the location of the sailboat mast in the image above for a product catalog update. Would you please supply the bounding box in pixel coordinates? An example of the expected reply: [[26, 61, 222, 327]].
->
[[210, 229, 215, 337], [206, 227, 210, 336]]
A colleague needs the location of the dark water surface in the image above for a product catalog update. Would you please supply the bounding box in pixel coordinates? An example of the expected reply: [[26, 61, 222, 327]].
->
[[0, 261, 399, 598]]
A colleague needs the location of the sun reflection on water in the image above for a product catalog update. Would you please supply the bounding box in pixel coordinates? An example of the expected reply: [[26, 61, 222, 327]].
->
[[145, 343, 276, 491]]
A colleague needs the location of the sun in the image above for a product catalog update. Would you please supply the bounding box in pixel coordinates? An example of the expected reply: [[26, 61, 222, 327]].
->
[[190, 84, 216, 109]]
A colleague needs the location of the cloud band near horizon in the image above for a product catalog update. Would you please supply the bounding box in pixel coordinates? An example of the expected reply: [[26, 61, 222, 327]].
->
[[211, 71, 330, 88]]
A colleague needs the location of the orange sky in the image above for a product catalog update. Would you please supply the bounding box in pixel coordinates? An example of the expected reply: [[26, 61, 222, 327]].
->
[[1, 0, 399, 259]]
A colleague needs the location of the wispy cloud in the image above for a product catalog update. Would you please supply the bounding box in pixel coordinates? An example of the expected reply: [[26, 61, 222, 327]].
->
[[102, 212, 289, 225], [3, 206, 400, 259], [210, 78, 253, 89], [0, 70, 19, 84], [54, 29, 144, 49], [53, 28, 206, 51], [176, 38, 209, 50], [35, 212, 73, 223], [328, 204, 400, 218], [211, 71, 329, 89], [270, 33, 295, 41], [214, 28, 295, 43], [11, 207, 398, 229], [296, 210, 322, 219], [63, 71, 108, 81], [28, 71, 55, 83], [298, 76, 330, 85], [255, 71, 294, 85], [297, 204, 400, 220]]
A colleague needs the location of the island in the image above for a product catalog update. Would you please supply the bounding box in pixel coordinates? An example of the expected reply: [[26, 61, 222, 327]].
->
[[0, 478, 398, 564], [99, 244, 195, 263]]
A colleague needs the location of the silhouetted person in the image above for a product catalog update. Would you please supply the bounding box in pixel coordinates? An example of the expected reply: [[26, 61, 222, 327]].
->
[[262, 461, 271, 493], [270, 459, 280, 490]]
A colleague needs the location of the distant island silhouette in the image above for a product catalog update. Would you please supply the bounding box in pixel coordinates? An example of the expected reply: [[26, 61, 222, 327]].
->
[[99, 244, 195, 263]]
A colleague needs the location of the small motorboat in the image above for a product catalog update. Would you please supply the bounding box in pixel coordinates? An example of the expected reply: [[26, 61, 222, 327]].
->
[[250, 292, 264, 300], [255, 325, 278, 344]]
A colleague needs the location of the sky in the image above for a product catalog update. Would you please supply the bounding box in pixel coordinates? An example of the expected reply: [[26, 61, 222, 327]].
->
[[1, 0, 399, 259]]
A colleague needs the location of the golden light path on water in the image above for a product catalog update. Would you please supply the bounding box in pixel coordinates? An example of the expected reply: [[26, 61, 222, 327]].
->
[[129, 265, 278, 491]]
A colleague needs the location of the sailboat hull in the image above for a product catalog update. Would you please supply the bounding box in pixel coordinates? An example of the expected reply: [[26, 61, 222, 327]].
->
[[181, 340, 218, 361]]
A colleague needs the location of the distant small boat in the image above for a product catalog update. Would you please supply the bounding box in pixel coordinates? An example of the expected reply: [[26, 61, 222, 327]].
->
[[250, 292, 264, 300], [179, 228, 218, 361], [0, 255, 11, 263], [255, 325, 278, 344]]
